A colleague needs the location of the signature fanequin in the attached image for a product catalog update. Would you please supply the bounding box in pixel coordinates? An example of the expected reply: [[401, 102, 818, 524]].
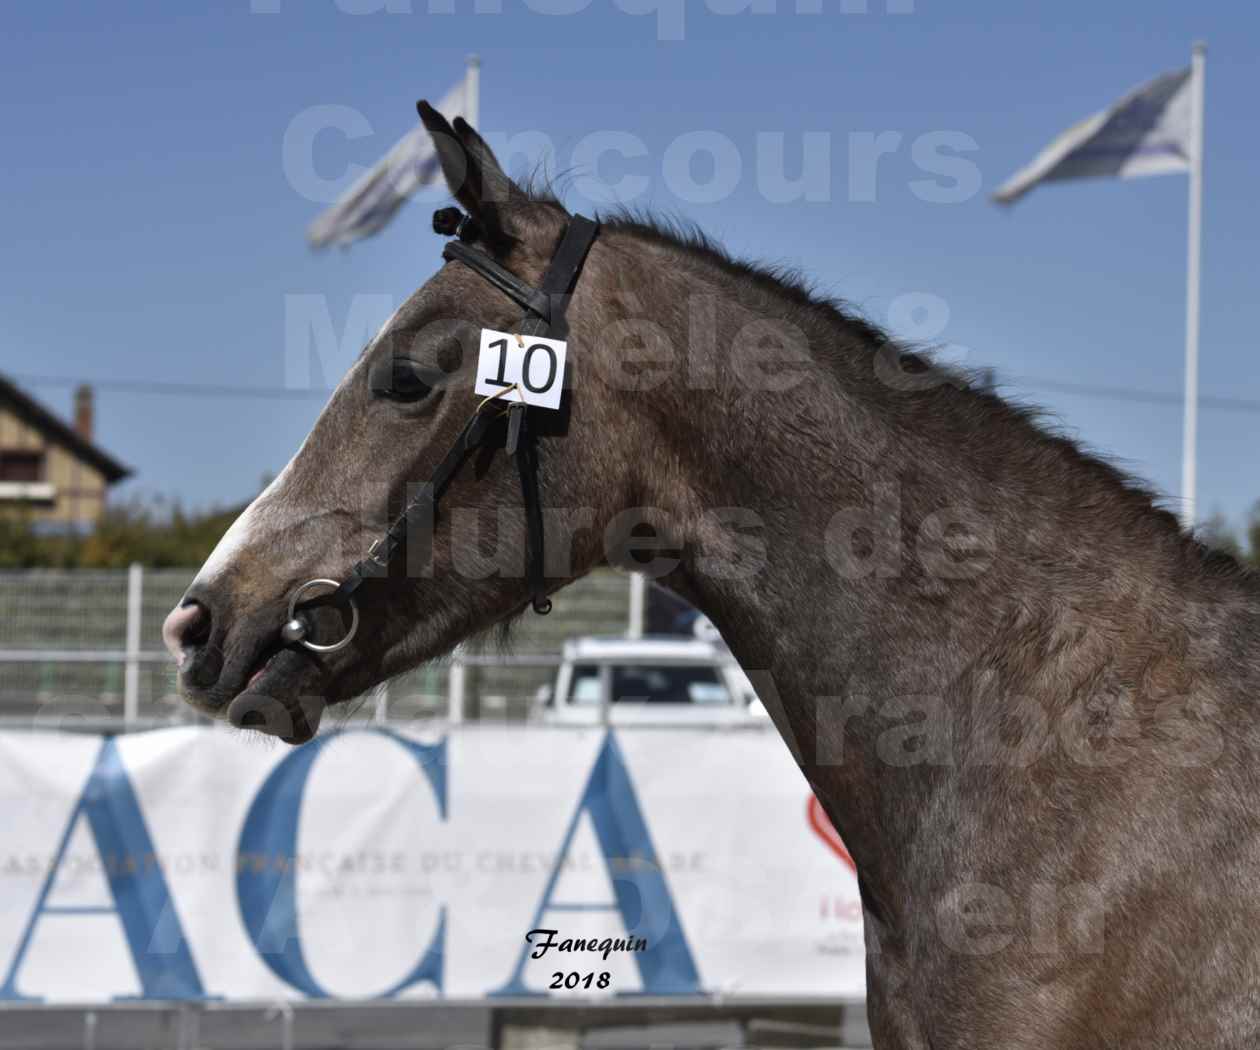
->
[[525, 927, 648, 961], [524, 927, 649, 991]]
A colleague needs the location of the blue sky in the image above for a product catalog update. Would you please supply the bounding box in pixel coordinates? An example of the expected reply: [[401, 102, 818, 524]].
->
[[2, 1, 1256, 531]]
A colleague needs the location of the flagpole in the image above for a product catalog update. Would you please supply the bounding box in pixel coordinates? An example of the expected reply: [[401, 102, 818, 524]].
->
[[1180, 41, 1206, 530], [465, 53, 480, 128]]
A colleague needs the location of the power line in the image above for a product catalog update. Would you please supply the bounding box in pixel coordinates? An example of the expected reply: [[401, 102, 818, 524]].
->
[[10, 370, 1260, 416], [10, 374, 329, 400], [1008, 375, 1260, 415]]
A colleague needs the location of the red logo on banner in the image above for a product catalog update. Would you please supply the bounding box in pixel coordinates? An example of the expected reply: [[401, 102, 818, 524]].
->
[[807, 795, 856, 874]]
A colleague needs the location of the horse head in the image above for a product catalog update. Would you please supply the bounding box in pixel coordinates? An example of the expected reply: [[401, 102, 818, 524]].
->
[[163, 105, 653, 742]]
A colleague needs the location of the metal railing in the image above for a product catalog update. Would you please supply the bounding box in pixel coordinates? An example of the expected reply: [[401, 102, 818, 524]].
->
[[0, 995, 872, 1050], [0, 566, 648, 729]]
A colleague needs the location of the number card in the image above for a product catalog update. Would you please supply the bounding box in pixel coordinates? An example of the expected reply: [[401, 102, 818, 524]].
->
[[475, 329, 568, 410]]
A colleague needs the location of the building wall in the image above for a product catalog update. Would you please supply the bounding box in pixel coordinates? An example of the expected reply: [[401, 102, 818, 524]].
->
[[0, 404, 110, 526]]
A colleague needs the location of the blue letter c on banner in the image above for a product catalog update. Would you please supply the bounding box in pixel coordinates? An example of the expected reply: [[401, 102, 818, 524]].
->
[[235, 729, 447, 998]]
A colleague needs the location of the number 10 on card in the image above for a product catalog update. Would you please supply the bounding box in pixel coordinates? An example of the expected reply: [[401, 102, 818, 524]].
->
[[475, 329, 568, 411]]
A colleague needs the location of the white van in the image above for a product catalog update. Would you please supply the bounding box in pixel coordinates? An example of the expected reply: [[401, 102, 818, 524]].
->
[[534, 636, 769, 726]]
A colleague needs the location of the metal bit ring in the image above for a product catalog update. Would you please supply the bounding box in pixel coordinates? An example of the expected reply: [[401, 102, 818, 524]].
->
[[284, 578, 359, 654]]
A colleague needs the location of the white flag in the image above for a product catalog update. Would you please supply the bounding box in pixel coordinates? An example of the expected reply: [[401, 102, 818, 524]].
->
[[308, 78, 468, 249], [992, 67, 1192, 206]]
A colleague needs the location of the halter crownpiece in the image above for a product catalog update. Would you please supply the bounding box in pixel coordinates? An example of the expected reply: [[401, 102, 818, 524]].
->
[[280, 209, 600, 653]]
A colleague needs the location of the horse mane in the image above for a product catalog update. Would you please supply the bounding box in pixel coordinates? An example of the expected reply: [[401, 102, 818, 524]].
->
[[586, 203, 1248, 583]]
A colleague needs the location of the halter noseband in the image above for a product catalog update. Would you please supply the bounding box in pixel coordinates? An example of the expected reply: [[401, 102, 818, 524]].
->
[[279, 211, 600, 654]]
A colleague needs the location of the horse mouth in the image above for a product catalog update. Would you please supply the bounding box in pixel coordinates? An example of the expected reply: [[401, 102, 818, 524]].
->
[[223, 644, 327, 745]]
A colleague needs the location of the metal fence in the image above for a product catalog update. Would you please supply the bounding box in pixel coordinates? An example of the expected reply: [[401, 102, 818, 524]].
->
[[0, 566, 644, 730], [0, 996, 872, 1049]]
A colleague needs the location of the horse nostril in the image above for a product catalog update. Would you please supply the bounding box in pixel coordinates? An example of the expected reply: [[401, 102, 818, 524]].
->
[[162, 600, 212, 667], [184, 603, 212, 647]]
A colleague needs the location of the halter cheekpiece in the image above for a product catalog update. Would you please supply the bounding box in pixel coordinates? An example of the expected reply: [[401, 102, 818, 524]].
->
[[279, 210, 600, 654]]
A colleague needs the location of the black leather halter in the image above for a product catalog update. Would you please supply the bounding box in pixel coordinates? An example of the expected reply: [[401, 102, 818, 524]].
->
[[279, 212, 600, 654]]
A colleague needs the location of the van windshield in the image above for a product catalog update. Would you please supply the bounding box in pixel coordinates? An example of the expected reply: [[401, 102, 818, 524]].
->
[[570, 663, 731, 706]]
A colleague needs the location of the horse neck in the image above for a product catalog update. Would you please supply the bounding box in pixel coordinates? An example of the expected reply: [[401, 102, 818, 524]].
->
[[603, 240, 1230, 911]]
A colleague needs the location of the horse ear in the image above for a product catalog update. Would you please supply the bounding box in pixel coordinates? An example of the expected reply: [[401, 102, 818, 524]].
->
[[416, 100, 517, 249]]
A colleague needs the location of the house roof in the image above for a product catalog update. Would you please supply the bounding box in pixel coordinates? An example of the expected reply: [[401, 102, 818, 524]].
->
[[0, 375, 132, 483]]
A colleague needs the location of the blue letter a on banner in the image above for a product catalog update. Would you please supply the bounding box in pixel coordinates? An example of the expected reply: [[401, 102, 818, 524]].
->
[[493, 732, 701, 996], [0, 738, 204, 1001]]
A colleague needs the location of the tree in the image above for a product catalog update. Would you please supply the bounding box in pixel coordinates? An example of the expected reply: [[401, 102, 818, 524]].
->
[[0, 500, 242, 568], [1199, 503, 1260, 570]]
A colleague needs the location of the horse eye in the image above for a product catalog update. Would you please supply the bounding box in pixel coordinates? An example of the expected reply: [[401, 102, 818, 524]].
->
[[371, 357, 444, 403]]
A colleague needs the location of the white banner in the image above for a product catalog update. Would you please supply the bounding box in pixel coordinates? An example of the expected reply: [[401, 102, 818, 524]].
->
[[0, 727, 865, 1003]]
